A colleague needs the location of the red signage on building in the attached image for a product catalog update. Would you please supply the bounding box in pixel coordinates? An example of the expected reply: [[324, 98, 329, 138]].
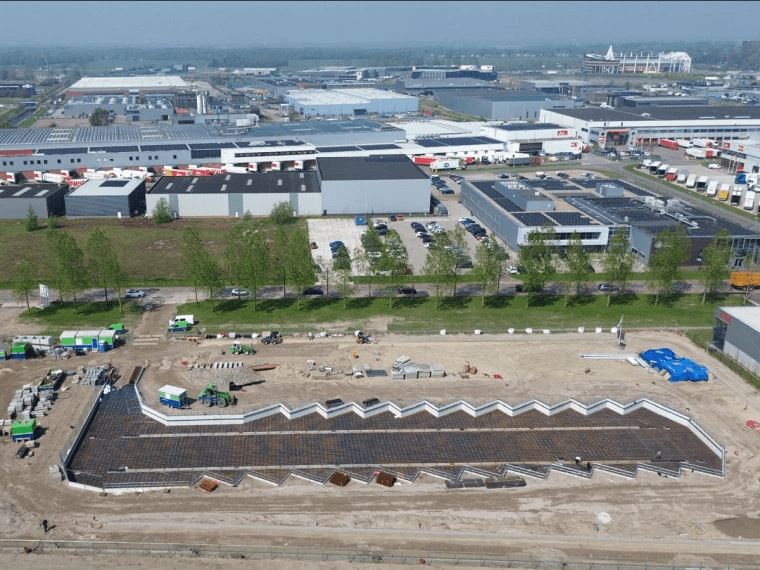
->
[[723, 142, 731, 149], [557, 130, 568, 136], [717, 310, 733, 324], [739, 145, 744, 152]]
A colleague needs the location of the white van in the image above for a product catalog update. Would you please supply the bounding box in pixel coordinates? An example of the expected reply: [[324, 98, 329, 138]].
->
[[169, 315, 195, 326]]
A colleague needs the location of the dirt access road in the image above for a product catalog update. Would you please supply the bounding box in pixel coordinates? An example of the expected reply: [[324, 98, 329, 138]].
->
[[1, 303, 760, 568]]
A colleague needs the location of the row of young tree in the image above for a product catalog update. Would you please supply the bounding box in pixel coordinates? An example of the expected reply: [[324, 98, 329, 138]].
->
[[10, 203, 735, 315], [12, 227, 127, 314], [516, 224, 732, 307]]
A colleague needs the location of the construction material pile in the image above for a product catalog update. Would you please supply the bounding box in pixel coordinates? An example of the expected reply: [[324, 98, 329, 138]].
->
[[188, 363, 263, 387], [73, 365, 113, 386], [639, 348, 709, 382], [391, 356, 445, 380]]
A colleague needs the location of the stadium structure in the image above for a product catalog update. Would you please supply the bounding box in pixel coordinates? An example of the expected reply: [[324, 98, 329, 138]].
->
[[581, 46, 691, 75]]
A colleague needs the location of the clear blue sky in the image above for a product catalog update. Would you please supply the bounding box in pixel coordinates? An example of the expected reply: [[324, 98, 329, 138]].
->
[[3, 1, 758, 47]]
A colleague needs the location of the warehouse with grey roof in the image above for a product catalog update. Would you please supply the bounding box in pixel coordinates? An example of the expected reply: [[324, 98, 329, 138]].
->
[[65, 178, 146, 218], [0, 183, 67, 219], [317, 155, 430, 215], [147, 171, 321, 217]]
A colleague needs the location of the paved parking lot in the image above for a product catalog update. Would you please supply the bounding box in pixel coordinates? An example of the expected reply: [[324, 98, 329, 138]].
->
[[306, 218, 367, 274]]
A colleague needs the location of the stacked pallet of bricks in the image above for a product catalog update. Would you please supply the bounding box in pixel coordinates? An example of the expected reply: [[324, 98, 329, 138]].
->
[[31, 391, 56, 418], [78, 366, 110, 386], [7, 385, 38, 420], [392, 361, 445, 380]]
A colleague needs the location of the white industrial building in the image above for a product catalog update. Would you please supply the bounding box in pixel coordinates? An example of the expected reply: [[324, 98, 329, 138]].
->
[[66, 76, 189, 98], [285, 88, 418, 117], [65, 178, 147, 218], [317, 155, 430, 215], [540, 106, 760, 148], [146, 171, 322, 218], [481, 123, 583, 156]]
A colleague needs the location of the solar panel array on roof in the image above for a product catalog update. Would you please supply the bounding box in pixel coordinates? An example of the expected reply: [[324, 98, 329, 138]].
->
[[89, 146, 140, 153], [100, 180, 130, 187], [139, 144, 189, 152], [512, 212, 556, 227], [603, 179, 655, 197], [415, 136, 502, 148], [570, 178, 600, 189], [36, 147, 89, 155], [474, 182, 523, 212], [316, 146, 362, 153], [0, 129, 52, 145], [359, 144, 400, 150], [188, 142, 238, 149], [365, 155, 408, 162], [546, 212, 596, 226], [523, 179, 576, 191]]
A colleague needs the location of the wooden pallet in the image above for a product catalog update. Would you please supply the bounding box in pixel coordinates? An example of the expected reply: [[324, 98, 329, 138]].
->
[[199, 479, 219, 493]]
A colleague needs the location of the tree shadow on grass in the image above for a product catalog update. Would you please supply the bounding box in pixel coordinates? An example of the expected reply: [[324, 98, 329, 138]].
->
[[704, 291, 729, 303], [244, 298, 297, 314], [525, 294, 560, 308], [438, 296, 472, 310], [303, 297, 341, 310], [30, 301, 116, 318], [564, 293, 596, 308], [391, 296, 427, 309], [347, 297, 374, 309], [213, 299, 249, 313], [483, 295, 513, 309], [608, 292, 639, 306], [645, 292, 683, 308]]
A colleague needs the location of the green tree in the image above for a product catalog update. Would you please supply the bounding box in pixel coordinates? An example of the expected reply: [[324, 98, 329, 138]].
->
[[11, 257, 38, 314], [181, 226, 205, 303], [378, 230, 410, 308], [46, 231, 88, 313], [198, 253, 224, 311], [238, 229, 271, 310], [423, 241, 455, 309], [24, 205, 39, 232], [333, 244, 351, 271], [284, 228, 316, 309], [334, 267, 355, 310], [47, 215, 59, 229], [648, 225, 690, 306], [152, 197, 173, 224], [446, 227, 470, 297], [89, 108, 108, 126], [271, 226, 290, 297], [85, 228, 127, 312], [316, 255, 333, 298], [269, 201, 295, 225], [564, 232, 590, 306], [602, 230, 636, 306], [518, 225, 556, 307], [473, 236, 507, 307], [357, 225, 385, 298], [700, 229, 732, 305]]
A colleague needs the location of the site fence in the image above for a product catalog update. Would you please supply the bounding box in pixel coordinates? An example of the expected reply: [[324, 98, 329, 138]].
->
[[1, 539, 759, 569]]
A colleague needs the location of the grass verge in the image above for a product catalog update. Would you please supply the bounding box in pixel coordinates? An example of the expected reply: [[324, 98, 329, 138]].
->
[[18, 300, 144, 335], [171, 292, 744, 335]]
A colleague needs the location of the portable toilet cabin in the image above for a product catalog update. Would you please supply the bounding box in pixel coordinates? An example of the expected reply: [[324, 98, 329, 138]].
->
[[11, 343, 32, 359], [97, 329, 116, 352], [11, 418, 36, 442], [60, 331, 77, 350], [158, 385, 189, 409]]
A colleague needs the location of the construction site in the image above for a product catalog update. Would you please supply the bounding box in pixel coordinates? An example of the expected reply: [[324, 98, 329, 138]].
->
[[1, 308, 760, 567]]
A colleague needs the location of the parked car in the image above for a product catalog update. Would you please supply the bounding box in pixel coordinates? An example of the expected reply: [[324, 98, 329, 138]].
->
[[230, 288, 249, 297], [398, 287, 417, 295], [598, 283, 619, 292], [125, 289, 145, 298], [389, 215, 397, 222], [302, 286, 324, 296]]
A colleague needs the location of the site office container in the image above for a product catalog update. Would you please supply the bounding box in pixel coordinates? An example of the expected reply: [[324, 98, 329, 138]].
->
[[158, 385, 188, 409], [11, 418, 36, 442], [11, 343, 31, 359]]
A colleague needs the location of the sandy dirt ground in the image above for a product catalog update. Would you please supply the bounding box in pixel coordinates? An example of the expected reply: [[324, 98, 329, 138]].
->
[[2, 304, 760, 568]]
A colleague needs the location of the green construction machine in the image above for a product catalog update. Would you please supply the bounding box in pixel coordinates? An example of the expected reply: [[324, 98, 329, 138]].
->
[[229, 341, 255, 355], [198, 384, 234, 408]]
